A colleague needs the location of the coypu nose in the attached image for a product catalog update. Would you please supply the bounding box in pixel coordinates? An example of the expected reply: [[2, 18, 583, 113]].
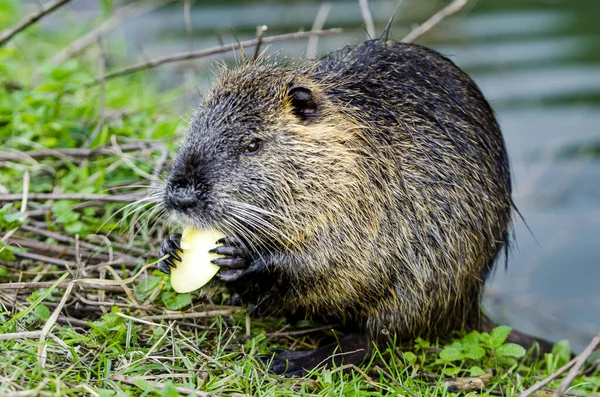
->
[[164, 187, 199, 214]]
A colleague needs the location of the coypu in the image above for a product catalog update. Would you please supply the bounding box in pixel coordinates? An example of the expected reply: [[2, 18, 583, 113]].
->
[[156, 39, 546, 375]]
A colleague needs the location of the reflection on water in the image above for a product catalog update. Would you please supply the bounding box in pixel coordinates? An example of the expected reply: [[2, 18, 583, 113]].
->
[[51, 0, 600, 350]]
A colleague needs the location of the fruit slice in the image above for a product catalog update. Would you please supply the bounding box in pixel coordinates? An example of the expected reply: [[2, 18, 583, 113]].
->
[[170, 227, 226, 293]]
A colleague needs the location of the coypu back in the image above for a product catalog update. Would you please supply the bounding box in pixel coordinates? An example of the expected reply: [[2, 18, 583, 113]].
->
[[162, 39, 512, 345]]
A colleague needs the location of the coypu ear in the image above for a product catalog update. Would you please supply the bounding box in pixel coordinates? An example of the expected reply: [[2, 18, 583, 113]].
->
[[287, 84, 318, 121]]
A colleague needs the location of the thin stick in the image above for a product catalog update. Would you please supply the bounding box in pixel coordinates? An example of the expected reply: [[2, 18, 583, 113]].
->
[[306, 2, 332, 60], [0, 142, 155, 162], [103, 265, 143, 310], [0, 0, 73, 46], [252, 25, 268, 60], [401, 0, 467, 43], [519, 357, 578, 397], [14, 252, 73, 267], [45, 0, 174, 66], [0, 280, 123, 291], [141, 308, 244, 321], [1, 170, 29, 243], [554, 331, 600, 397], [0, 193, 140, 203], [359, 0, 376, 39], [21, 224, 149, 258], [0, 330, 42, 341], [265, 324, 339, 337], [84, 37, 106, 148], [38, 281, 75, 366], [86, 28, 342, 86], [115, 312, 166, 327], [5, 236, 119, 263], [110, 135, 154, 181]]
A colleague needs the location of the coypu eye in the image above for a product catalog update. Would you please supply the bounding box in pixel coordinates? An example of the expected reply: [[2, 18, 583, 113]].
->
[[244, 139, 263, 156]]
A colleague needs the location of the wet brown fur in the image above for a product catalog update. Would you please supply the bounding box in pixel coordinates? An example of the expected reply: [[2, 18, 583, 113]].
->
[[167, 40, 512, 344]]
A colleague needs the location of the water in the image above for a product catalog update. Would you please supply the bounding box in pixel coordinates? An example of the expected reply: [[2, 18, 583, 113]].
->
[[44, 0, 600, 351]]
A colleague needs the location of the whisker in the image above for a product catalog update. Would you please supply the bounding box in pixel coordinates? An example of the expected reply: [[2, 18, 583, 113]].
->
[[228, 205, 297, 249]]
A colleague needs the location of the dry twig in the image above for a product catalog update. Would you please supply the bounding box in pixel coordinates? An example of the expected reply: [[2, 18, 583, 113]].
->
[[252, 25, 268, 60], [519, 357, 579, 397], [86, 28, 342, 86], [554, 331, 600, 396], [359, 0, 376, 39], [0, 193, 141, 203], [45, 0, 175, 67], [306, 3, 332, 60], [401, 0, 467, 43], [0, 0, 73, 46], [140, 308, 244, 322], [0, 142, 158, 162]]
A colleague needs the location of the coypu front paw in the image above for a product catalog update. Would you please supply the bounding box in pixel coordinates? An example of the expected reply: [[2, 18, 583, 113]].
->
[[210, 237, 250, 282], [157, 233, 182, 274]]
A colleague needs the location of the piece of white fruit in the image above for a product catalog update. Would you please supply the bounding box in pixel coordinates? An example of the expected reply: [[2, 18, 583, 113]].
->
[[170, 227, 226, 293]]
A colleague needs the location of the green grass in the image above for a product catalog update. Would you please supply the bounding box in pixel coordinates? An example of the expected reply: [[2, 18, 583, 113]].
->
[[0, 1, 599, 395]]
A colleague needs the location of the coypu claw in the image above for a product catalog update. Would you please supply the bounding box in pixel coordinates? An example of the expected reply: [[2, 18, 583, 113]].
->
[[211, 238, 251, 282], [157, 233, 182, 274]]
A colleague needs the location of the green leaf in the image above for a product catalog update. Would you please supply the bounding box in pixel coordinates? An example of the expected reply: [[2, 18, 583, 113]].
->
[[440, 346, 465, 362], [161, 291, 191, 311], [0, 243, 16, 261], [469, 366, 486, 376], [463, 331, 481, 345], [137, 276, 162, 293], [53, 201, 80, 224], [490, 325, 512, 348], [34, 304, 50, 321], [464, 345, 486, 360], [552, 340, 571, 367], [403, 351, 417, 365], [496, 343, 526, 358], [414, 337, 430, 350], [444, 367, 461, 376], [64, 220, 87, 234]]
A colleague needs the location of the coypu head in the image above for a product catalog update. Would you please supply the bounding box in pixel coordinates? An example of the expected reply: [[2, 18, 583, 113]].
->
[[162, 62, 368, 252]]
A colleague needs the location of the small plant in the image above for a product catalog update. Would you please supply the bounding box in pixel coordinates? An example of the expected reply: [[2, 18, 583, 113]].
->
[[436, 326, 526, 376]]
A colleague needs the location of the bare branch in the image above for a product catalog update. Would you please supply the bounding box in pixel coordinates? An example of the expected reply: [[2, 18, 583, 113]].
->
[[85, 28, 342, 86], [252, 25, 268, 60], [306, 3, 332, 60], [554, 331, 600, 397], [0, 142, 157, 162], [401, 0, 467, 44], [45, 0, 175, 67], [0, 0, 73, 47], [359, 0, 376, 39], [519, 357, 578, 397], [0, 193, 141, 203], [0, 280, 123, 292]]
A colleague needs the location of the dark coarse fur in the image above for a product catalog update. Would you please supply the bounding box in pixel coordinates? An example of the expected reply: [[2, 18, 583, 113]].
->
[[161, 40, 514, 370]]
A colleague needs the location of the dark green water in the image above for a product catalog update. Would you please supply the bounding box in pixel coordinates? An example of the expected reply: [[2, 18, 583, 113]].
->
[[56, 0, 600, 350]]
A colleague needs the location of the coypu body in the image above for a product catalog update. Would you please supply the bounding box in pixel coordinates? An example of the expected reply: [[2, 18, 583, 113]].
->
[[159, 40, 512, 375]]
